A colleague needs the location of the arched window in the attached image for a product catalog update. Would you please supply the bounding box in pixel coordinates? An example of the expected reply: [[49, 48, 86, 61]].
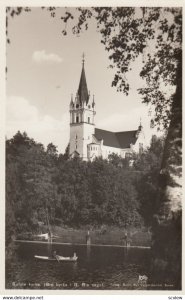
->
[[88, 117, 90, 123], [76, 116, 79, 123]]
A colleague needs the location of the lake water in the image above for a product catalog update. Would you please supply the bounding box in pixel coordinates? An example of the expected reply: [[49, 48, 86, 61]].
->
[[6, 241, 179, 290]]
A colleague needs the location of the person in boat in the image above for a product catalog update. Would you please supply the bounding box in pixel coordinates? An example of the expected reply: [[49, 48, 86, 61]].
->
[[52, 250, 60, 261], [52, 250, 57, 258]]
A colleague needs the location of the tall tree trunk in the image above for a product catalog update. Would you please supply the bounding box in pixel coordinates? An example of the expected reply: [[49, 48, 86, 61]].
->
[[152, 52, 182, 288], [160, 52, 182, 218]]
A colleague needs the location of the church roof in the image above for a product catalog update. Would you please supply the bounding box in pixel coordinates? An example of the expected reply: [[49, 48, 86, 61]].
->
[[94, 128, 137, 149], [77, 61, 89, 105], [116, 131, 137, 148], [94, 129, 120, 148]]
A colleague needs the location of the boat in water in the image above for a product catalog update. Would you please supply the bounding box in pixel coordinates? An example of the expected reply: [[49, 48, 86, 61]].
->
[[34, 253, 78, 262]]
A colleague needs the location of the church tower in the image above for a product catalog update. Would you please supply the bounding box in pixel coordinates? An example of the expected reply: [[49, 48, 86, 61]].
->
[[69, 55, 96, 160]]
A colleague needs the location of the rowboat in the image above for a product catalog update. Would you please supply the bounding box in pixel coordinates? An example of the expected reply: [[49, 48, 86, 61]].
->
[[34, 253, 78, 262]]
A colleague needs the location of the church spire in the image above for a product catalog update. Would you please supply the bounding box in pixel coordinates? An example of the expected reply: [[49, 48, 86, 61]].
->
[[138, 117, 143, 131], [82, 52, 85, 67], [77, 53, 89, 105]]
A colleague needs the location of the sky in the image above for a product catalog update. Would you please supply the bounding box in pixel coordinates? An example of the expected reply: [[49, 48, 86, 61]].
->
[[6, 7, 155, 154]]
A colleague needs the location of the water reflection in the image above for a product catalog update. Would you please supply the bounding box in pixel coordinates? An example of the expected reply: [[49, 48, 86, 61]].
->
[[86, 245, 91, 262], [5, 242, 179, 290]]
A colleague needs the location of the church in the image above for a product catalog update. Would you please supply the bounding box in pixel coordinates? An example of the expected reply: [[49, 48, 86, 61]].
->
[[69, 57, 146, 161]]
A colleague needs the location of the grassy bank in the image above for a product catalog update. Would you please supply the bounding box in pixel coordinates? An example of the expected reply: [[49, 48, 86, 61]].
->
[[51, 226, 151, 247]]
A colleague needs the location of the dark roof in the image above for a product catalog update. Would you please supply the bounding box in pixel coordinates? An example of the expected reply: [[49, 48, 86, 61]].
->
[[94, 128, 137, 149], [116, 131, 137, 148], [78, 64, 89, 105], [94, 128, 120, 148]]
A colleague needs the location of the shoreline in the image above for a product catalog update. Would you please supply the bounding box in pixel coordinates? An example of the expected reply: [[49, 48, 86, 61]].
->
[[14, 239, 151, 249], [15, 225, 152, 248]]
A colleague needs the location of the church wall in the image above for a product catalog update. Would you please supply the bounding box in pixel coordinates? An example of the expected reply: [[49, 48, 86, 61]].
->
[[132, 131, 146, 153], [87, 144, 101, 160], [69, 124, 84, 157], [83, 108, 95, 124], [100, 145, 121, 159], [82, 123, 95, 160], [120, 149, 132, 158], [87, 144, 134, 161], [69, 122, 95, 160]]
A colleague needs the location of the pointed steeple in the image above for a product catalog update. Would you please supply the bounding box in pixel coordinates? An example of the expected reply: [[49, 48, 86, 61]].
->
[[70, 94, 74, 108], [77, 53, 89, 105], [136, 118, 143, 138], [138, 117, 143, 131], [92, 94, 95, 108]]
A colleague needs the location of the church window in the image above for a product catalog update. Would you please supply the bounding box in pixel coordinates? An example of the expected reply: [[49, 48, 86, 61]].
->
[[76, 104, 79, 108], [76, 144, 77, 150], [88, 105, 91, 109], [125, 152, 132, 158], [88, 117, 90, 123], [75, 134, 78, 140], [76, 116, 79, 123]]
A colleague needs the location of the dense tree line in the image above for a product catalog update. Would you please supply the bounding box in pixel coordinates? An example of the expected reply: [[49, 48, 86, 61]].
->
[[6, 131, 164, 244]]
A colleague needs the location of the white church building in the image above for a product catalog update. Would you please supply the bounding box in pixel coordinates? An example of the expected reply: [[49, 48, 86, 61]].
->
[[69, 58, 146, 161]]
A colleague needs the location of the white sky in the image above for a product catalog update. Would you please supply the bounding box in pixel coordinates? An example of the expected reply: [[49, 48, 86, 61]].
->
[[6, 7, 155, 153]]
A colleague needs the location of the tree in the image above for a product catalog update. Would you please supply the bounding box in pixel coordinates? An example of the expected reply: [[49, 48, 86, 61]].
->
[[134, 136, 164, 227], [133, 135, 164, 172], [63, 143, 70, 160], [46, 142, 58, 159], [6, 132, 60, 240], [108, 153, 130, 169]]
